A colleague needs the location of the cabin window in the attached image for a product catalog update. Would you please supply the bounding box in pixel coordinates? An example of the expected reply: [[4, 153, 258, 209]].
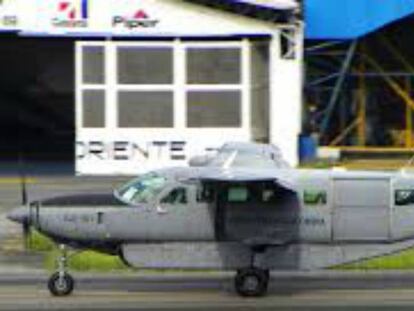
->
[[227, 187, 249, 203], [395, 189, 414, 206], [161, 187, 188, 205], [303, 190, 327, 205], [226, 183, 292, 204], [260, 183, 291, 204], [196, 184, 215, 203]]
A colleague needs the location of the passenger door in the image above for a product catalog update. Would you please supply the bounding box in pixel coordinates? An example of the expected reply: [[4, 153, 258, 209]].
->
[[333, 178, 390, 241], [147, 183, 214, 240], [219, 181, 300, 245]]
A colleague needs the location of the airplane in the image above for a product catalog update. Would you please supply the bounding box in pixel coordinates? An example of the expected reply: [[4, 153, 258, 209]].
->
[[8, 143, 414, 297]]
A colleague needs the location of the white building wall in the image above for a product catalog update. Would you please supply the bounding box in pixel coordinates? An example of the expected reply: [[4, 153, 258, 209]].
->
[[270, 25, 303, 167]]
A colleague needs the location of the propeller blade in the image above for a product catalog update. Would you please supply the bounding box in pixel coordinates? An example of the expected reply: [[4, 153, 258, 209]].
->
[[21, 176, 28, 206], [18, 152, 31, 248], [22, 220, 31, 249], [18, 152, 28, 206]]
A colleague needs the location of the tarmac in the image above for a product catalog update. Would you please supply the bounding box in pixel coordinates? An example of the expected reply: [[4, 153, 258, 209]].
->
[[1, 272, 414, 310]]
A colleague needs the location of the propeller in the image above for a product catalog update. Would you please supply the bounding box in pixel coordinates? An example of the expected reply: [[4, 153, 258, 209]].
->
[[18, 152, 31, 249]]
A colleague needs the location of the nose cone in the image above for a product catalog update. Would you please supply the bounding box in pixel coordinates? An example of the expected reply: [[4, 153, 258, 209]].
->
[[7, 207, 30, 224]]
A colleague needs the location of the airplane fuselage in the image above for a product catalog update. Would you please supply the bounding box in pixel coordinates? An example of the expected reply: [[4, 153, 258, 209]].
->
[[23, 168, 414, 257]]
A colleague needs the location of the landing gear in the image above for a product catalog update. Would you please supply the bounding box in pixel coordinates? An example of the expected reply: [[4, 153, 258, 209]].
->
[[48, 244, 75, 296], [234, 268, 269, 297], [48, 272, 74, 296]]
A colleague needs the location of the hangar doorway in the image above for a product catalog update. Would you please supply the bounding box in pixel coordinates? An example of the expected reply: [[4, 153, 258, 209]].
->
[[0, 35, 74, 171]]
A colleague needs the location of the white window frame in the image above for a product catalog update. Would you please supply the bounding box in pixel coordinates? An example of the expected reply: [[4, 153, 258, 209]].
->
[[76, 39, 251, 136]]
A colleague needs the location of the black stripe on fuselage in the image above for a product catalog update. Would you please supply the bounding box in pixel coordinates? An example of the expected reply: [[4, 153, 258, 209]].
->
[[38, 193, 127, 207]]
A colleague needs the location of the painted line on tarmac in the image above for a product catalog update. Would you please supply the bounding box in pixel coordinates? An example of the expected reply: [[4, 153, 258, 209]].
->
[[0, 178, 37, 184]]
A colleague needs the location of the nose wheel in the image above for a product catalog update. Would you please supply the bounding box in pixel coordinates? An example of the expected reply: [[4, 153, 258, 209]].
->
[[48, 272, 74, 296], [48, 244, 75, 297], [234, 268, 269, 297]]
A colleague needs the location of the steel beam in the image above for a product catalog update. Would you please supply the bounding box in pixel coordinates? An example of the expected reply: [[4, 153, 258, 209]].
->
[[320, 40, 357, 136]]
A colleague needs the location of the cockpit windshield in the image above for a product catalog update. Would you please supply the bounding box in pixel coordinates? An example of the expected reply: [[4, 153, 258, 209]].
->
[[115, 173, 167, 205]]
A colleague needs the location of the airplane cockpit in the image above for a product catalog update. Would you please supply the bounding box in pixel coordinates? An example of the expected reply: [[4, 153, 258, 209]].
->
[[115, 173, 168, 206], [114, 169, 203, 207]]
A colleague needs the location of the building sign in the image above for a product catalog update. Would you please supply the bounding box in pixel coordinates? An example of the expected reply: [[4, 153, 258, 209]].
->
[[76, 141, 187, 162], [75, 132, 242, 175], [112, 9, 159, 30], [15, 0, 277, 36], [0, 0, 18, 30], [52, 0, 89, 28], [18, 0, 107, 35]]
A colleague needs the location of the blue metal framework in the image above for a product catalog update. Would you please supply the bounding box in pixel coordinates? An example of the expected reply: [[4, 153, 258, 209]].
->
[[305, 33, 414, 148]]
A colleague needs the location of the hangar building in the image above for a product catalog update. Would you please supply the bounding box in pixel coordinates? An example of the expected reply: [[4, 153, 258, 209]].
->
[[0, 0, 302, 174]]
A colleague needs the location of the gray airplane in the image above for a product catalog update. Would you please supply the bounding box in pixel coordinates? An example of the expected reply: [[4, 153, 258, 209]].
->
[[8, 143, 414, 297]]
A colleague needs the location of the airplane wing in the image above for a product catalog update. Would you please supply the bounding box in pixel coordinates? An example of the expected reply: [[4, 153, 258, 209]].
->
[[199, 168, 297, 192], [189, 142, 291, 169]]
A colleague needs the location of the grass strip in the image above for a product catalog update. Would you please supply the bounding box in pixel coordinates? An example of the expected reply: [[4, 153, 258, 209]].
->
[[29, 230, 128, 272]]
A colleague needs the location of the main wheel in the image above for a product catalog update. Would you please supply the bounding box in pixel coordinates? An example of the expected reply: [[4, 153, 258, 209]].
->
[[48, 272, 75, 296], [234, 268, 269, 297]]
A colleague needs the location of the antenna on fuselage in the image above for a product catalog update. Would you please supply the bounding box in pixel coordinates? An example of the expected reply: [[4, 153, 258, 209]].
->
[[222, 151, 238, 169]]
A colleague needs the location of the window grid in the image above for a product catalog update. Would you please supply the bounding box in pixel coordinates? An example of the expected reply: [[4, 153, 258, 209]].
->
[[78, 41, 247, 131]]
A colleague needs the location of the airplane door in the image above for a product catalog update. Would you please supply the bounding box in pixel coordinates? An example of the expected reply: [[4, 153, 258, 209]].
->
[[146, 184, 215, 240], [217, 181, 300, 244], [333, 178, 390, 241]]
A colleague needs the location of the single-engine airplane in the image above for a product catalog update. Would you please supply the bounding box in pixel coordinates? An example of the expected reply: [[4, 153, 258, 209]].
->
[[8, 143, 414, 297]]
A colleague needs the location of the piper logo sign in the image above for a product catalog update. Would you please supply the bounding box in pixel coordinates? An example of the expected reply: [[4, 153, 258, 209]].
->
[[52, 0, 88, 28], [113, 9, 159, 29]]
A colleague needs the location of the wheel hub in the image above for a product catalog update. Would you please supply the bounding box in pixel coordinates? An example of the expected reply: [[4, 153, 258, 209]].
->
[[55, 278, 68, 292], [244, 275, 259, 292]]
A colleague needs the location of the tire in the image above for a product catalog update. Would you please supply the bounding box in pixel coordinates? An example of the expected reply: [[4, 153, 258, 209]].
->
[[264, 270, 270, 283], [234, 268, 269, 297], [48, 272, 75, 297]]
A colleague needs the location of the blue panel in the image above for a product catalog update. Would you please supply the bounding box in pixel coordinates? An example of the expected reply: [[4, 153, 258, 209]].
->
[[306, 0, 414, 39]]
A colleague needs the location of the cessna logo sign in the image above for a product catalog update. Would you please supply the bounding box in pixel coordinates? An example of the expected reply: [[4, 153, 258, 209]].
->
[[0, 0, 18, 28], [1, 15, 17, 27], [113, 10, 159, 29], [52, 0, 89, 28]]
